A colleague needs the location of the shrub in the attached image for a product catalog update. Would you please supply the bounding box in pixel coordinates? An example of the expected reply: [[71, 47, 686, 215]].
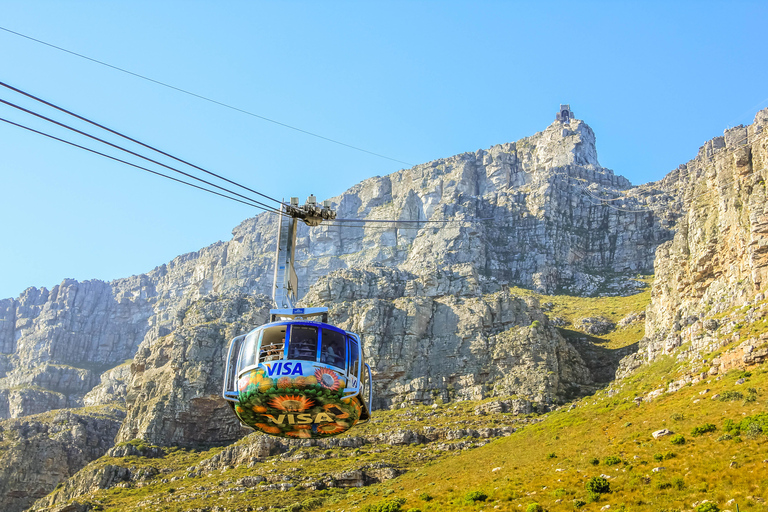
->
[[573, 499, 587, 508], [670, 434, 685, 445], [465, 490, 488, 503], [656, 481, 672, 490], [716, 434, 732, 441], [361, 497, 406, 512], [691, 423, 717, 436], [662, 451, 676, 460], [547, 452, 557, 459], [672, 477, 685, 490], [603, 455, 622, 466], [586, 491, 601, 503], [589, 457, 600, 465], [406, 509, 422, 512], [719, 391, 744, 402], [654, 453, 664, 462], [696, 502, 720, 512], [670, 412, 685, 421], [526, 504, 544, 512], [585, 476, 611, 494], [418, 493, 433, 502], [744, 422, 763, 439]]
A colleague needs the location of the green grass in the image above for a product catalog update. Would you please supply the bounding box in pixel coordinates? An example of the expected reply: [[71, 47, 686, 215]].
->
[[36, 360, 768, 512], [25, 279, 768, 512], [506, 275, 653, 349]]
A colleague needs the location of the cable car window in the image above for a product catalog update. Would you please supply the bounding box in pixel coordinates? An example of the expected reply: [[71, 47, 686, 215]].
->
[[259, 326, 286, 362], [288, 325, 318, 361], [320, 329, 346, 368], [237, 330, 261, 372], [348, 337, 360, 383]]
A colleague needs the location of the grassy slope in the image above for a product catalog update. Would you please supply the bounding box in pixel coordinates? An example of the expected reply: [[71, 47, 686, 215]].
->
[[336, 363, 768, 512], [36, 282, 768, 512]]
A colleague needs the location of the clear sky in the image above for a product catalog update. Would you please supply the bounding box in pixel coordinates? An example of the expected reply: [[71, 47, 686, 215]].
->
[[1, 1, 766, 300]]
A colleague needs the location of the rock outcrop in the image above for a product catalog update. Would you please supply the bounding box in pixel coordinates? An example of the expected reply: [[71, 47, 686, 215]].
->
[[619, 109, 768, 375], [303, 264, 595, 408], [0, 406, 125, 512], [114, 293, 271, 448]]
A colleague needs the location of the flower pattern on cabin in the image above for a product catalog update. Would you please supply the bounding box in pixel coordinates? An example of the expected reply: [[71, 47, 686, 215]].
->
[[268, 394, 314, 412], [314, 367, 341, 391]]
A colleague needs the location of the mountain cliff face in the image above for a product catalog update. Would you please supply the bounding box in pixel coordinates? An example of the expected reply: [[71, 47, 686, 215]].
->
[[0, 113, 691, 511], [619, 109, 768, 375], [0, 117, 676, 420]]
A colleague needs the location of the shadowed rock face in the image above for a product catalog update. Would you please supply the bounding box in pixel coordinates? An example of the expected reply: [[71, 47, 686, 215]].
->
[[303, 264, 595, 410], [0, 407, 125, 512], [114, 293, 270, 448]]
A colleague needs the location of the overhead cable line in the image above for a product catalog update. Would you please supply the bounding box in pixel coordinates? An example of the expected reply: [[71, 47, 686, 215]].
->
[[331, 217, 495, 224], [0, 80, 284, 207], [0, 25, 413, 167], [0, 96, 287, 215], [0, 116, 284, 214]]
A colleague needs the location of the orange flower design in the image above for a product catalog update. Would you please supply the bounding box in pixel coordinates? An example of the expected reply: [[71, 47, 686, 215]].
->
[[254, 423, 282, 435], [286, 430, 312, 438], [277, 376, 293, 389], [268, 395, 315, 412], [314, 368, 341, 391], [316, 422, 346, 435]]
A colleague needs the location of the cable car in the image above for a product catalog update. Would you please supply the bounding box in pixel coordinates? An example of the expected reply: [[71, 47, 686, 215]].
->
[[222, 308, 372, 438], [222, 196, 373, 438]]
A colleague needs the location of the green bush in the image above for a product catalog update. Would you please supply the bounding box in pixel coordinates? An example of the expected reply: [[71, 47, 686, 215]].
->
[[573, 499, 587, 508], [361, 497, 406, 512], [526, 504, 544, 512], [691, 423, 717, 436], [603, 455, 622, 466], [586, 491, 601, 503], [672, 477, 685, 490], [406, 509, 422, 512], [695, 502, 720, 512], [719, 390, 744, 401], [653, 453, 664, 462], [589, 457, 599, 465], [547, 452, 557, 459], [418, 493, 433, 502], [465, 490, 488, 503], [670, 434, 686, 445], [585, 476, 611, 494]]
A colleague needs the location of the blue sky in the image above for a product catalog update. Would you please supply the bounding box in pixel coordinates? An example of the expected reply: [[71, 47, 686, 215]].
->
[[1, 1, 767, 300]]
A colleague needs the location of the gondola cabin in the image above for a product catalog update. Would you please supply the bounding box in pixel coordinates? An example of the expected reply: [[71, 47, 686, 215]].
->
[[222, 308, 372, 438]]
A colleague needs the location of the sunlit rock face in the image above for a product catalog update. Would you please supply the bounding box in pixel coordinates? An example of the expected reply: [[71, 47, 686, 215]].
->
[[618, 109, 768, 376], [0, 116, 677, 421]]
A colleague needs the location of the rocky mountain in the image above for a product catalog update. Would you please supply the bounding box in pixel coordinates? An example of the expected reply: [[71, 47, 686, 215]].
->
[[6, 108, 768, 511], [0, 116, 676, 421], [618, 109, 768, 376]]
